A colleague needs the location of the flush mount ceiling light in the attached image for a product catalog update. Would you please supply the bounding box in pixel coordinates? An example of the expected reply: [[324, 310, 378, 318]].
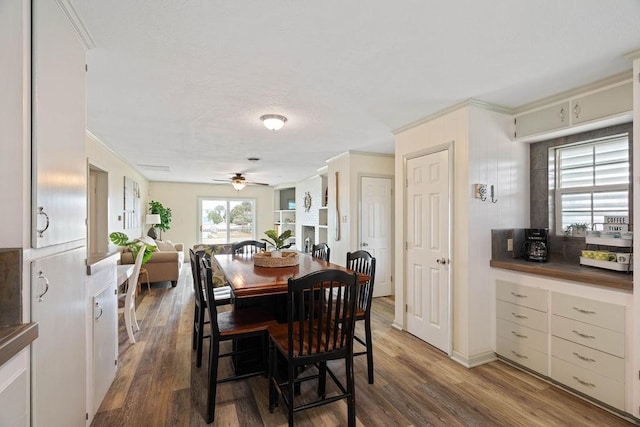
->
[[260, 114, 287, 131]]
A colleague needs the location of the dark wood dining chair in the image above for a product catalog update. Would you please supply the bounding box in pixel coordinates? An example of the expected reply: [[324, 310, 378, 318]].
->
[[311, 243, 330, 262], [188, 249, 232, 368], [268, 269, 359, 427], [346, 250, 376, 384], [232, 240, 266, 255], [201, 257, 276, 424]]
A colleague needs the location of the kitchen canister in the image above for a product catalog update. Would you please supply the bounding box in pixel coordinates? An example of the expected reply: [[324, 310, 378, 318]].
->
[[616, 253, 632, 264]]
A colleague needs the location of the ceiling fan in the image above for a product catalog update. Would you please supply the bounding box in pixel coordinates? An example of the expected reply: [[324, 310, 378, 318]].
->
[[212, 173, 269, 191]]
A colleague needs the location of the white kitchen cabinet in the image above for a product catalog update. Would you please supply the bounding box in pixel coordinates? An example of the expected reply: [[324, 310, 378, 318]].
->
[[0, 349, 29, 427], [550, 291, 625, 410], [495, 280, 549, 375], [32, 0, 87, 247], [31, 248, 86, 427], [92, 284, 117, 416], [514, 101, 570, 139], [85, 255, 119, 422], [571, 82, 633, 125], [514, 80, 632, 141]]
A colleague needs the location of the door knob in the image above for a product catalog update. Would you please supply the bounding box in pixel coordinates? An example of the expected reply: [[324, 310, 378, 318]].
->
[[436, 258, 449, 265]]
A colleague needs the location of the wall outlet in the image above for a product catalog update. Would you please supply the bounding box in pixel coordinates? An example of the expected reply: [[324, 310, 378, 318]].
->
[[507, 238, 513, 251]]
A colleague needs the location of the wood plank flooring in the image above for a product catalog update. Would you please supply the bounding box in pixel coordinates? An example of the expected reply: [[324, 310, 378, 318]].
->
[[91, 266, 635, 426]]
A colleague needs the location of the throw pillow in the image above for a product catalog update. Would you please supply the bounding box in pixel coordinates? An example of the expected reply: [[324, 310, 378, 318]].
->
[[155, 240, 176, 251]]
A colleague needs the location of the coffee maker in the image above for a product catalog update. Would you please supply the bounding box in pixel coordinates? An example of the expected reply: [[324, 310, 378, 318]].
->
[[522, 228, 549, 262]]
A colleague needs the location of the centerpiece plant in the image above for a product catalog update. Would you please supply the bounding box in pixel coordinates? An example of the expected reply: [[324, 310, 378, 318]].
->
[[261, 229, 292, 257]]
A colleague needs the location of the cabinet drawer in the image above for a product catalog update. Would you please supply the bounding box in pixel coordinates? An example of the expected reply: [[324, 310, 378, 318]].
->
[[496, 280, 548, 312], [497, 318, 547, 352], [497, 336, 548, 375], [497, 300, 548, 333], [551, 315, 624, 358], [551, 292, 624, 332], [551, 336, 623, 382], [551, 356, 624, 411]]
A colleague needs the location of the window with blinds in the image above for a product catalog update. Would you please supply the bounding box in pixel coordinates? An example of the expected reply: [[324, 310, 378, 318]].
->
[[554, 133, 629, 233]]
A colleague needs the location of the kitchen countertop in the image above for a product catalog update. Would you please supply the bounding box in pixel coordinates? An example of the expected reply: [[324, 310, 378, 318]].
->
[[86, 251, 120, 275], [0, 323, 38, 367], [490, 258, 633, 291]]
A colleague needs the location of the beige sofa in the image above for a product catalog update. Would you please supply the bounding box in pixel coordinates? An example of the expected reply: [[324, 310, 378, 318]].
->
[[121, 239, 184, 287]]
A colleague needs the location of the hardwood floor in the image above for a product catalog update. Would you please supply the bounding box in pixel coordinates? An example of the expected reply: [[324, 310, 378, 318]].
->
[[92, 266, 634, 426]]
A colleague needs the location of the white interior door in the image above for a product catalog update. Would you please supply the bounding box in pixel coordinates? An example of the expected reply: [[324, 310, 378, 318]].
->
[[405, 149, 451, 354], [360, 176, 393, 297]]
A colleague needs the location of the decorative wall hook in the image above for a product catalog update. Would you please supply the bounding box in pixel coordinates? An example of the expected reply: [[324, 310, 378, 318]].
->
[[474, 184, 487, 201], [490, 185, 498, 203]]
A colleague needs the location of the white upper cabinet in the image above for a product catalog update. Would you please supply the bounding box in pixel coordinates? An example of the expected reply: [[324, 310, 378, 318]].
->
[[514, 80, 633, 141], [571, 81, 633, 125], [32, 0, 87, 247], [514, 101, 570, 139]]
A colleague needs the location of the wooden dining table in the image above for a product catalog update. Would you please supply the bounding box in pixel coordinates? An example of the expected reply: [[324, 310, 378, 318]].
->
[[212, 251, 369, 374], [213, 251, 369, 299]]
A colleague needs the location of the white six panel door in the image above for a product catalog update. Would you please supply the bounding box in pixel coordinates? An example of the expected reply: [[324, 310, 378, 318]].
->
[[405, 150, 451, 353], [360, 176, 393, 297]]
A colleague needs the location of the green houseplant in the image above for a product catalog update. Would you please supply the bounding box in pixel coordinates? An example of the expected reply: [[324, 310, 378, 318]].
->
[[148, 200, 172, 239], [261, 229, 292, 257], [109, 232, 156, 264]]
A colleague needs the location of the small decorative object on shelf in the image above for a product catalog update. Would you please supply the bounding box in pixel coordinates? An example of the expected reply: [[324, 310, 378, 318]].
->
[[303, 192, 312, 212], [254, 251, 299, 268], [565, 223, 589, 237], [581, 218, 633, 272]]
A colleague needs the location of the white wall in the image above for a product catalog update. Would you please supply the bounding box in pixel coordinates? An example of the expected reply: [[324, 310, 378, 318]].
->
[[326, 152, 394, 267], [148, 182, 274, 253], [394, 103, 528, 365], [86, 133, 150, 250], [0, 0, 30, 249], [632, 54, 640, 419]]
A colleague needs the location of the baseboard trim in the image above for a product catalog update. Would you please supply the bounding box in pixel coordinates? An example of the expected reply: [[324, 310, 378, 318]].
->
[[451, 350, 497, 368]]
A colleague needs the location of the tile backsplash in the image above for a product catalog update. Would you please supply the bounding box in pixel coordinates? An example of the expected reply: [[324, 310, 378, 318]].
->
[[0, 249, 22, 326]]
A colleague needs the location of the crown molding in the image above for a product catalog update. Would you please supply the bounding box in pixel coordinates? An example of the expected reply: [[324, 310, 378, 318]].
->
[[393, 99, 511, 135], [57, 0, 96, 49], [623, 48, 640, 60]]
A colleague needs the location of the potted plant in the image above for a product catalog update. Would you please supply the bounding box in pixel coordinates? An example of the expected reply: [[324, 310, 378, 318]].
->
[[261, 229, 292, 258], [148, 200, 172, 239], [567, 223, 589, 237], [109, 232, 156, 264]]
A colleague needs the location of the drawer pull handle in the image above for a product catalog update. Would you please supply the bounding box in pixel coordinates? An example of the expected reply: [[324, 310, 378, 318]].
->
[[511, 292, 527, 298], [511, 351, 528, 359], [572, 330, 596, 339], [511, 331, 528, 339], [511, 312, 528, 319], [573, 307, 596, 315], [572, 376, 595, 388], [572, 352, 595, 363]]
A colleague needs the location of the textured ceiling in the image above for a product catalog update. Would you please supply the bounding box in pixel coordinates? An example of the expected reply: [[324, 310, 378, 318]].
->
[[70, 0, 640, 186]]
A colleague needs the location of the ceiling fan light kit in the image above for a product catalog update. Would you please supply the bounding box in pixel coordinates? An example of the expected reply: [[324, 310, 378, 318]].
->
[[231, 180, 246, 191], [212, 173, 269, 191], [260, 114, 287, 131]]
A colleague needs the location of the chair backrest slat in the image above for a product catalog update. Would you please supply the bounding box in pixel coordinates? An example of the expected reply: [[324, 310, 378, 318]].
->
[[286, 270, 357, 360], [346, 250, 376, 313], [201, 256, 221, 338], [311, 243, 330, 262], [232, 240, 266, 255]]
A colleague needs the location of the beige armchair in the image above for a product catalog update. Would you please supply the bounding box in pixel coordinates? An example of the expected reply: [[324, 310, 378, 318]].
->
[[121, 239, 184, 287]]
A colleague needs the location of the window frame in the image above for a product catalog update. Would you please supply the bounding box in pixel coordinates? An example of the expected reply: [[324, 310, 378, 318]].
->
[[197, 197, 257, 244], [551, 133, 630, 235]]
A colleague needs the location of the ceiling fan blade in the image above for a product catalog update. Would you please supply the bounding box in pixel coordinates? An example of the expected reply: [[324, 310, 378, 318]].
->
[[244, 180, 270, 186]]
